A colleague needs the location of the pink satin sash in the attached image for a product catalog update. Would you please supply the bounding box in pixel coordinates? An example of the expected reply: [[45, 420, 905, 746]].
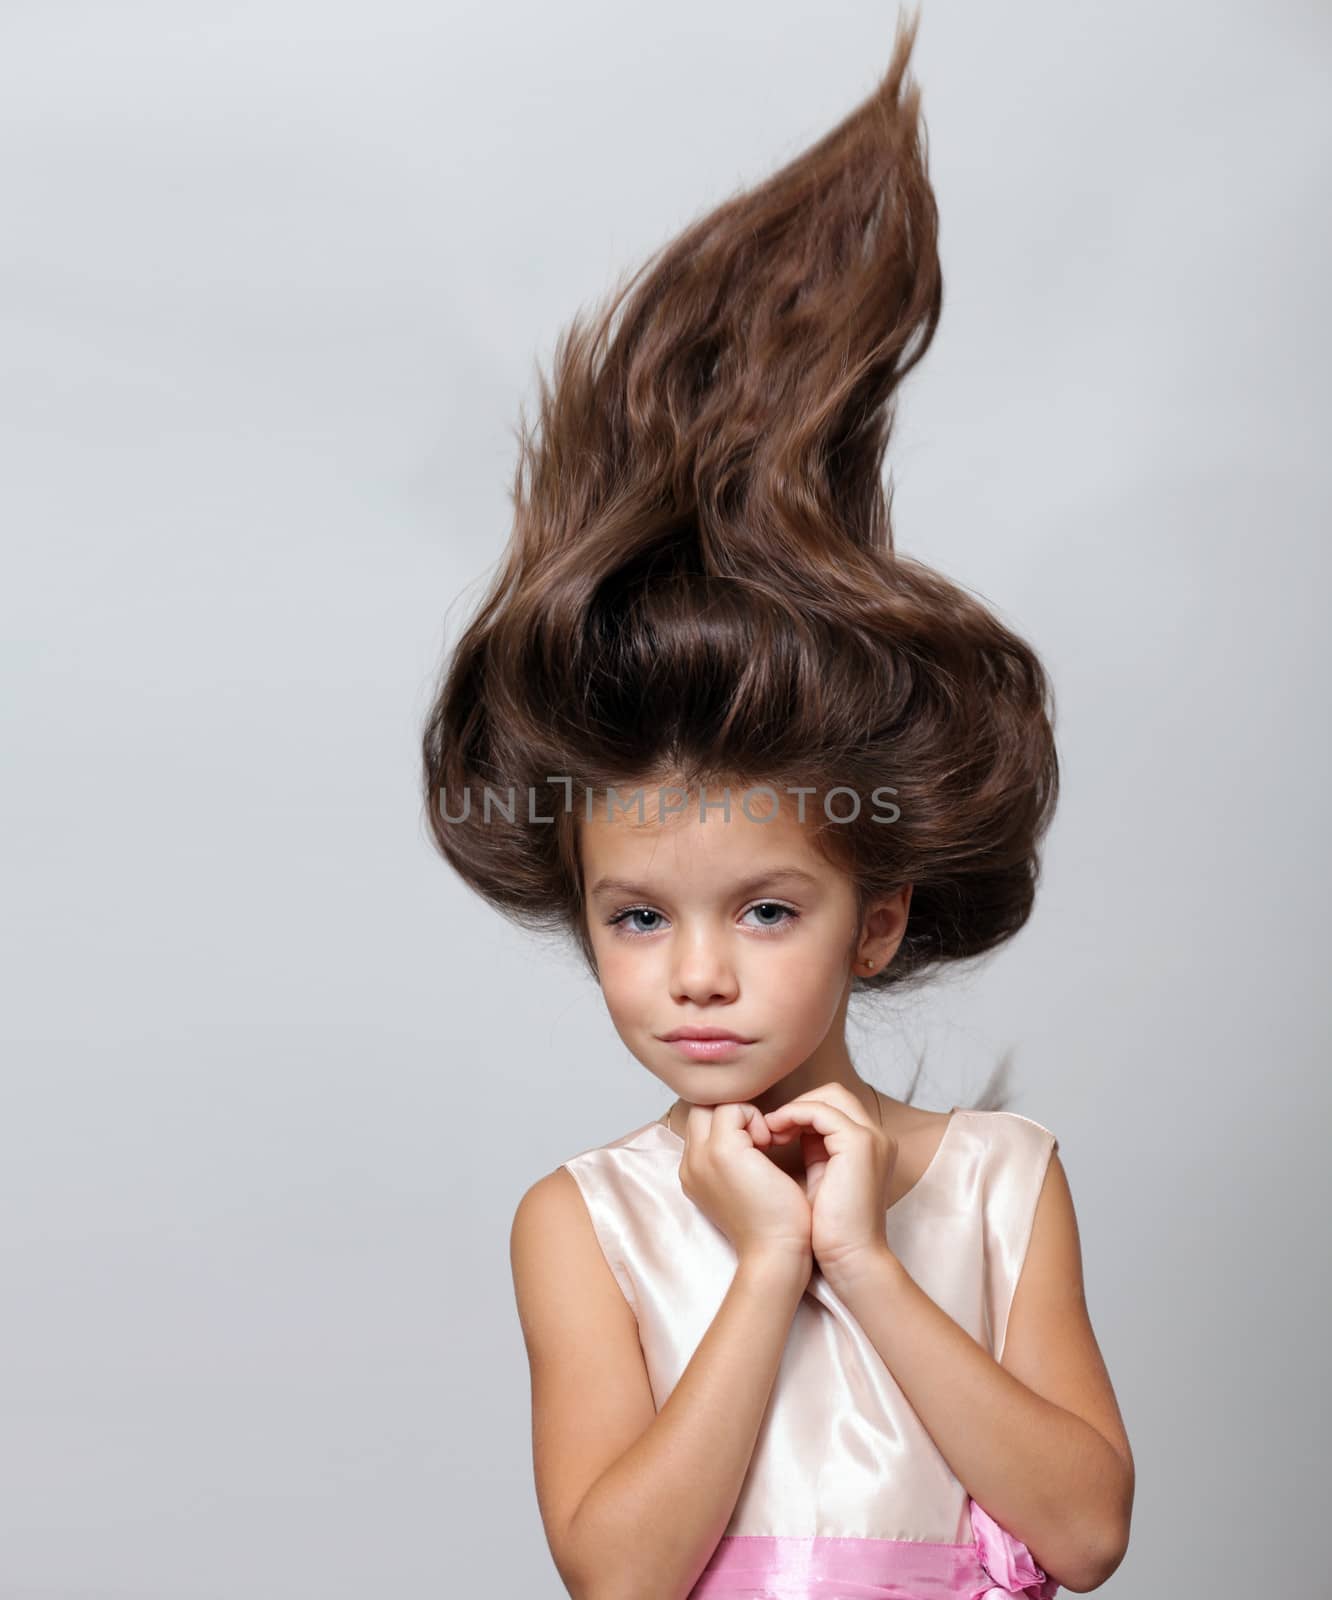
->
[[688, 1498, 1058, 1599]]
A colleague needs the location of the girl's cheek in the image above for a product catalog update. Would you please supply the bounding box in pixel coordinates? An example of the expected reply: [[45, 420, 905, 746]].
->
[[601, 951, 658, 1004], [771, 948, 835, 997]]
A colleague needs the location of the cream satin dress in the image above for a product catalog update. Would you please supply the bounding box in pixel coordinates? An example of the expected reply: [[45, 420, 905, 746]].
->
[[561, 1108, 1061, 1599]]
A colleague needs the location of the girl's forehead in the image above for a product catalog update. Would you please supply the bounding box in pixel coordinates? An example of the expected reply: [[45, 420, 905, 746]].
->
[[580, 797, 833, 883]]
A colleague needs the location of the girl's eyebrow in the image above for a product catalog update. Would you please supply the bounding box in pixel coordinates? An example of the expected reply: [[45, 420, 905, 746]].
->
[[587, 867, 822, 902]]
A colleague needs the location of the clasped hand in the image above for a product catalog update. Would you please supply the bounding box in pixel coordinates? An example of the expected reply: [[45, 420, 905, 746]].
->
[[675, 1083, 902, 1287]]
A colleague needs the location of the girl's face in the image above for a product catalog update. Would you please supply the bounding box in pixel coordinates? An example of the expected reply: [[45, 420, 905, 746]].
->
[[580, 783, 903, 1111]]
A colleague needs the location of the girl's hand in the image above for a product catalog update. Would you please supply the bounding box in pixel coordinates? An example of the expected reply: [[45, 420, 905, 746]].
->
[[677, 1102, 813, 1278], [762, 1082, 899, 1288]]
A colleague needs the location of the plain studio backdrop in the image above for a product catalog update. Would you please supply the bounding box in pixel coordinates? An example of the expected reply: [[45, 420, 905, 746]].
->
[[2, 2, 1328, 1595]]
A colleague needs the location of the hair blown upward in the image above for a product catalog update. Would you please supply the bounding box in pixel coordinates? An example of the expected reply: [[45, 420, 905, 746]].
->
[[422, 17, 1059, 1056]]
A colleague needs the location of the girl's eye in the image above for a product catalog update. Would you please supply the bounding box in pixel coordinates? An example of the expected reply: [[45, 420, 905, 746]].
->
[[605, 902, 799, 939], [744, 901, 797, 931], [608, 907, 666, 937]]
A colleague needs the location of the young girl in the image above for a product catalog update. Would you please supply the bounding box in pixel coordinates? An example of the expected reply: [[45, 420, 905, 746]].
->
[[422, 16, 1134, 1599]]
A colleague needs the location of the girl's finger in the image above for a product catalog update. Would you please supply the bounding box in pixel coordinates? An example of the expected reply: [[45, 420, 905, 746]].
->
[[764, 1098, 851, 1137], [685, 1103, 710, 1139], [806, 1081, 878, 1125], [706, 1102, 766, 1147], [728, 1106, 771, 1148]]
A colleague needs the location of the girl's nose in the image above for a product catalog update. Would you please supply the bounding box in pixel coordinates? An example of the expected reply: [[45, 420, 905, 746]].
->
[[669, 934, 739, 1004]]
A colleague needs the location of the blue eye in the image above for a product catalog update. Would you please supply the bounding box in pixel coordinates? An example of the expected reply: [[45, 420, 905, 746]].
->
[[605, 902, 799, 939], [744, 902, 797, 930], [608, 907, 666, 936]]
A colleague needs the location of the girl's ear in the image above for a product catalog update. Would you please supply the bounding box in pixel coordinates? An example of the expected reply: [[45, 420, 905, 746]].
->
[[857, 885, 913, 966]]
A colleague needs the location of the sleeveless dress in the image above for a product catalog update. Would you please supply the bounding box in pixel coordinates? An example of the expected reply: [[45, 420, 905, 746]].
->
[[561, 1107, 1061, 1600]]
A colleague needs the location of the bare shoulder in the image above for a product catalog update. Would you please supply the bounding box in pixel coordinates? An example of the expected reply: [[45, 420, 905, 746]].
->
[[508, 1164, 641, 1339], [508, 1167, 657, 1595], [510, 1163, 586, 1249]]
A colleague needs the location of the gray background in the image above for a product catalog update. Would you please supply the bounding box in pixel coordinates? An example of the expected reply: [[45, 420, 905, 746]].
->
[[3, 2, 1328, 1594]]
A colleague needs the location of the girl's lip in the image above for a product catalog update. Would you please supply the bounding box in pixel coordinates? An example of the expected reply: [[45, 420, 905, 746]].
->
[[666, 1037, 754, 1059]]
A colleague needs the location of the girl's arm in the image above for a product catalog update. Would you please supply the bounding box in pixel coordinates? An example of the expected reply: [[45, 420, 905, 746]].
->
[[827, 1151, 1134, 1594], [565, 1250, 809, 1600], [512, 1167, 811, 1600]]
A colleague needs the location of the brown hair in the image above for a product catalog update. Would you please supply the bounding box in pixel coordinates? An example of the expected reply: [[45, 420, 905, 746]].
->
[[420, 14, 1058, 1112]]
